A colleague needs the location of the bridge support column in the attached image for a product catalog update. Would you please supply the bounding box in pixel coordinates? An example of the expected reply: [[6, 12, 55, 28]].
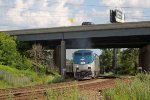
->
[[139, 45, 150, 72], [113, 48, 117, 74], [53, 40, 66, 77], [53, 45, 61, 73], [61, 40, 66, 78]]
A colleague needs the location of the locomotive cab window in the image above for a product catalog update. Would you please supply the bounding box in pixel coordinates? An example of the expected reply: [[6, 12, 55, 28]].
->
[[74, 53, 82, 56], [84, 52, 91, 56]]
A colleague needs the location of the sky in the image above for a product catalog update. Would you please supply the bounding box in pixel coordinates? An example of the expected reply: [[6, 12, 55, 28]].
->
[[0, 0, 150, 31], [0, 0, 150, 59]]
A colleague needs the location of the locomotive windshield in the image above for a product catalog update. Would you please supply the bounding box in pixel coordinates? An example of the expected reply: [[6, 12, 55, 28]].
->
[[73, 50, 94, 64], [84, 52, 91, 56], [74, 53, 82, 56]]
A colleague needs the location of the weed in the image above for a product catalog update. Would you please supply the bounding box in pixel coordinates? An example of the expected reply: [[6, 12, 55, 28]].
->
[[102, 73, 150, 100]]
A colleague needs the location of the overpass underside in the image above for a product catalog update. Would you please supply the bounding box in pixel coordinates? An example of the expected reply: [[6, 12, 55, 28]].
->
[[29, 35, 150, 49]]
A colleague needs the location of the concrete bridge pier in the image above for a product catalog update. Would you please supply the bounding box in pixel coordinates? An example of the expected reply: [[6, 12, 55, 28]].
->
[[53, 45, 61, 73], [139, 45, 150, 72], [60, 40, 66, 78], [53, 40, 66, 77]]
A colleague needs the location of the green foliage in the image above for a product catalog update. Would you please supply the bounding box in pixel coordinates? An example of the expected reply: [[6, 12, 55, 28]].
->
[[0, 65, 65, 88], [118, 48, 139, 75], [48, 73, 64, 84], [100, 48, 139, 75], [102, 73, 150, 100], [0, 32, 18, 66], [0, 65, 40, 88], [0, 32, 32, 70], [100, 49, 113, 72], [0, 80, 11, 88], [0, 32, 66, 89]]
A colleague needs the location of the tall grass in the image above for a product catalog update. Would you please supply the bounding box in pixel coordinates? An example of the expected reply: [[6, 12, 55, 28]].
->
[[48, 73, 64, 84], [102, 73, 150, 100], [0, 65, 65, 88], [0, 65, 41, 88]]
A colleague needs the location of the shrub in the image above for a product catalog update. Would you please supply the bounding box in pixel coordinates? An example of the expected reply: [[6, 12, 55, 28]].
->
[[0, 32, 32, 70], [48, 73, 64, 84], [0, 32, 18, 66], [102, 73, 150, 100]]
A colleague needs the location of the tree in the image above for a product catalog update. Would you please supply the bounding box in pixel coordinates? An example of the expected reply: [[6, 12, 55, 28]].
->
[[29, 44, 55, 73], [99, 49, 113, 73], [29, 44, 46, 73], [0, 32, 18, 66], [99, 48, 139, 75], [118, 48, 139, 75], [0, 32, 31, 69]]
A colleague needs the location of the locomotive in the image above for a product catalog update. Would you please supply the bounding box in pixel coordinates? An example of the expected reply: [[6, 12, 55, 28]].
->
[[73, 50, 100, 80]]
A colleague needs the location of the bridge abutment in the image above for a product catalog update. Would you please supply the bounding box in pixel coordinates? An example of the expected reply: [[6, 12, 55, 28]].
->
[[139, 45, 150, 72]]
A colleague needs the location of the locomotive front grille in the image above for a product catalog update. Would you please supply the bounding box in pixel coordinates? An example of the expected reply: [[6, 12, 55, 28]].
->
[[75, 71, 92, 78]]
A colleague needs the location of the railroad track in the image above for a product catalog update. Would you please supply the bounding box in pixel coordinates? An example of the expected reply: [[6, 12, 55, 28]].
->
[[0, 78, 130, 100]]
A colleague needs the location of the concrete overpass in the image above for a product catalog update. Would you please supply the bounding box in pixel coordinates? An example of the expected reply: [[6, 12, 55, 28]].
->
[[3, 21, 150, 48], [1, 21, 150, 75]]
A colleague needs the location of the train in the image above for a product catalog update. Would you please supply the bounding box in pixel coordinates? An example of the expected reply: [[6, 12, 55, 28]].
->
[[72, 50, 100, 80]]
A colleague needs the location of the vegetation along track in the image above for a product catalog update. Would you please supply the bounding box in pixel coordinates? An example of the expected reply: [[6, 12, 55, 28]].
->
[[0, 78, 131, 100]]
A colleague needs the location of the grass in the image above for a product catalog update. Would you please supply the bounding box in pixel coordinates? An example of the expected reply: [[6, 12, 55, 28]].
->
[[0, 66, 150, 100], [0, 65, 41, 88], [102, 73, 150, 100], [0, 80, 12, 88], [44, 82, 80, 100], [0, 65, 64, 89], [48, 73, 64, 84]]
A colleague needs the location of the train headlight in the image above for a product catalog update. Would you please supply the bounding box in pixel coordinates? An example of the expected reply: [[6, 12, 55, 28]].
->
[[76, 65, 79, 68], [88, 64, 90, 67]]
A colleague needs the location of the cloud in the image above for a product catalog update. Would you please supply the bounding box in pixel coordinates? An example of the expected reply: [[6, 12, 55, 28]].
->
[[7, 0, 70, 27], [101, 0, 125, 7], [127, 0, 150, 7], [73, 10, 91, 25], [0, 0, 149, 30], [67, 0, 85, 6], [0, 0, 85, 30], [91, 8, 109, 17], [101, 0, 150, 8], [100, 0, 150, 22]]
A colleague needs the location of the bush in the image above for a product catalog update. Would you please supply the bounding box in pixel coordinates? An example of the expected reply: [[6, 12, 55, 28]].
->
[[48, 73, 64, 84], [0, 32, 18, 66], [102, 73, 150, 100], [0, 32, 32, 70]]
